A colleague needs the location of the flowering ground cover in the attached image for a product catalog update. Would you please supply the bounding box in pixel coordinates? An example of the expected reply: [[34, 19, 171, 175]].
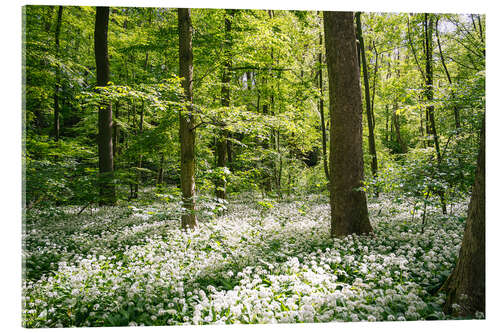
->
[[22, 194, 477, 328]]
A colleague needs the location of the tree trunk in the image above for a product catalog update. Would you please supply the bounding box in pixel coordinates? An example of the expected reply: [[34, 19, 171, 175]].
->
[[440, 118, 485, 317], [355, 12, 378, 179], [53, 6, 63, 141], [385, 105, 389, 143], [435, 17, 460, 130], [113, 101, 120, 157], [392, 104, 407, 154], [323, 11, 373, 237], [227, 132, 233, 171], [317, 27, 330, 183], [215, 9, 234, 200], [178, 8, 197, 229], [133, 99, 145, 199], [424, 14, 446, 214], [424, 14, 441, 161], [94, 6, 115, 206], [157, 153, 164, 185]]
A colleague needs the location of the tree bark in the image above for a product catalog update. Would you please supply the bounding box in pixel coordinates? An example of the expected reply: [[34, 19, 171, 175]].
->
[[317, 27, 330, 183], [440, 118, 485, 317], [324, 11, 373, 237], [157, 153, 164, 185], [53, 6, 63, 141], [215, 9, 234, 200], [94, 6, 115, 206], [355, 12, 378, 179], [424, 14, 441, 161], [424, 14, 446, 214], [133, 99, 145, 199], [113, 101, 120, 157], [178, 8, 197, 229]]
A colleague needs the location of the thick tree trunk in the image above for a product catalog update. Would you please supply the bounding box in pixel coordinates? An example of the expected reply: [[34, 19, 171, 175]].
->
[[94, 6, 115, 206], [178, 8, 197, 229], [440, 119, 485, 317], [53, 6, 63, 141], [355, 12, 378, 179], [324, 11, 373, 237]]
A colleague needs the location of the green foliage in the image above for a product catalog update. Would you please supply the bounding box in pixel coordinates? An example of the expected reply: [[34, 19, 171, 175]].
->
[[23, 6, 484, 219]]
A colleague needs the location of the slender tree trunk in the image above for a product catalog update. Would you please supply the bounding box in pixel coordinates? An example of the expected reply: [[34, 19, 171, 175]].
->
[[317, 27, 330, 183], [440, 118, 485, 317], [94, 6, 115, 206], [435, 16, 465, 190], [425, 14, 446, 214], [113, 101, 120, 157], [215, 9, 234, 200], [133, 100, 145, 198], [324, 11, 373, 237], [371, 43, 379, 115], [385, 105, 389, 143], [424, 14, 441, 161], [227, 132, 233, 171], [435, 17, 460, 130], [215, 128, 228, 199], [261, 103, 272, 193], [53, 6, 63, 141], [277, 129, 282, 199], [392, 104, 407, 154], [178, 8, 197, 229], [355, 12, 378, 180], [157, 153, 164, 185], [477, 15, 484, 44]]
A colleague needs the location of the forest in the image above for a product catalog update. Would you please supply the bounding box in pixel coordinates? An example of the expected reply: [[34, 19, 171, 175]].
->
[[22, 4, 485, 328]]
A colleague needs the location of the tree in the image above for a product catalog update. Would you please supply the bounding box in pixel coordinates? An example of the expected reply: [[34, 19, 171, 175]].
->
[[424, 13, 447, 214], [317, 17, 330, 184], [94, 6, 116, 206], [355, 12, 378, 180], [323, 11, 373, 237], [424, 14, 441, 160], [440, 118, 485, 317], [53, 5, 63, 142], [178, 8, 197, 229], [215, 9, 235, 200]]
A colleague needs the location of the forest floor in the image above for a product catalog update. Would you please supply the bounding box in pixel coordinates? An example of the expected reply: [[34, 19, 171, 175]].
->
[[22, 192, 477, 327]]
